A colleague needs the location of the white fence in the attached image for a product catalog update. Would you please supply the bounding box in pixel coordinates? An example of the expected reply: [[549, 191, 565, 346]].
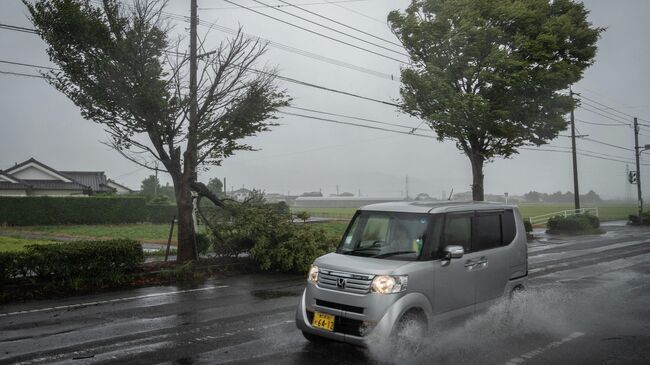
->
[[528, 207, 599, 226]]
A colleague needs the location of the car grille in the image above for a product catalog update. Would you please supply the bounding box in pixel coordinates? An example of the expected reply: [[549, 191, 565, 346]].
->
[[317, 269, 374, 294], [316, 299, 364, 314], [307, 310, 367, 337]]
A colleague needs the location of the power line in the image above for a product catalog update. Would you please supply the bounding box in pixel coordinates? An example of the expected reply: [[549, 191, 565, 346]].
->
[[100, 0, 400, 81], [248, 0, 407, 57], [576, 118, 629, 127], [222, 0, 406, 64], [285, 105, 428, 132], [275, 0, 403, 48], [579, 99, 632, 124], [279, 111, 435, 139], [521, 147, 650, 167], [0, 23, 38, 34], [325, 0, 387, 25], [581, 137, 635, 152], [577, 105, 631, 125], [579, 94, 640, 121], [0, 70, 45, 79], [0, 59, 56, 70], [199, 0, 370, 10]]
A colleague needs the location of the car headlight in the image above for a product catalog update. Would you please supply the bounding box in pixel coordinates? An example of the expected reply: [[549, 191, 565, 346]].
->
[[308, 265, 319, 284], [371, 275, 408, 294]]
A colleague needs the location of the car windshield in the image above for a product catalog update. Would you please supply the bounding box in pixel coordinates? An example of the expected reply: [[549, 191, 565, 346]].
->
[[337, 211, 432, 261]]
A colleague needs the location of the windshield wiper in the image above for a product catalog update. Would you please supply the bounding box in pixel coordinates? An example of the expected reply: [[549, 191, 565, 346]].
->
[[373, 251, 416, 258], [340, 246, 381, 256]]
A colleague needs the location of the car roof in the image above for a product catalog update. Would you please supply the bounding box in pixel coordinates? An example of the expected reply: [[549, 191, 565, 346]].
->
[[358, 200, 515, 214]]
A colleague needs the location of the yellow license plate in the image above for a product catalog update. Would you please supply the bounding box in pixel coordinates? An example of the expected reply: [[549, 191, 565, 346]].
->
[[312, 311, 335, 332]]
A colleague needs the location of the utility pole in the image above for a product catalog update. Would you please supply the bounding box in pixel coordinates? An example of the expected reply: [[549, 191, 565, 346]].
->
[[154, 162, 159, 196], [189, 0, 198, 138], [570, 89, 580, 212], [405, 175, 410, 200], [634, 117, 643, 217]]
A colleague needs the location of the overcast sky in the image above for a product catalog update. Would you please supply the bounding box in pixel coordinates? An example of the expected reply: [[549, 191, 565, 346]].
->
[[1, 0, 649, 199]]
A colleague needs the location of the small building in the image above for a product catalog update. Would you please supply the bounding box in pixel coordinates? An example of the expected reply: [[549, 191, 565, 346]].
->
[[0, 158, 133, 197]]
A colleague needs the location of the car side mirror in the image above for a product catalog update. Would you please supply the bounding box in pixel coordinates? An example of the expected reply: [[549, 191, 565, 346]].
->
[[442, 245, 464, 260]]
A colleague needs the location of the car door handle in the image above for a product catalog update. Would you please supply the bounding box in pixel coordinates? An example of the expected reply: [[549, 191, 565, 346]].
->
[[464, 260, 476, 268]]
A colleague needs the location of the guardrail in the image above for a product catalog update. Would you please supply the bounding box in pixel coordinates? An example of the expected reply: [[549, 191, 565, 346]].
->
[[528, 207, 599, 226]]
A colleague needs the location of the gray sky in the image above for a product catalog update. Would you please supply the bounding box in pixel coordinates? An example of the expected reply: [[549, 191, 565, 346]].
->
[[1, 0, 649, 199]]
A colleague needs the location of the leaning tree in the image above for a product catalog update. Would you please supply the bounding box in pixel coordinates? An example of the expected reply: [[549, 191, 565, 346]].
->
[[26, 0, 289, 261], [388, 0, 602, 200]]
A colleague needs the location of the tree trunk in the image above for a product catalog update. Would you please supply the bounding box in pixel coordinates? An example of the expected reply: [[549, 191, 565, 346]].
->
[[469, 154, 485, 201], [175, 178, 197, 262]]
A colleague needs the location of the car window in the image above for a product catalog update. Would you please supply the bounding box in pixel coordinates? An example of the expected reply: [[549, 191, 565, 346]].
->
[[359, 216, 390, 248], [502, 210, 516, 244], [474, 213, 502, 251], [444, 215, 472, 252], [337, 212, 431, 261]]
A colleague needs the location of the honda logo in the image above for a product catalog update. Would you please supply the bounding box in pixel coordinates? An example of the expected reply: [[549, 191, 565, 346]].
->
[[337, 278, 346, 289]]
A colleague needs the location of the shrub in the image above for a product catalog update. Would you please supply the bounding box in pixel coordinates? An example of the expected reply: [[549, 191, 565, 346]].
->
[[0, 239, 143, 288], [207, 203, 338, 272], [144, 204, 178, 223], [523, 220, 533, 233], [195, 232, 212, 255], [0, 196, 177, 225], [547, 214, 600, 233]]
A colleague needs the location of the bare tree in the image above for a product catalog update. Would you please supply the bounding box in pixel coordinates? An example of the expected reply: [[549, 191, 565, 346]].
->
[[26, 0, 290, 261]]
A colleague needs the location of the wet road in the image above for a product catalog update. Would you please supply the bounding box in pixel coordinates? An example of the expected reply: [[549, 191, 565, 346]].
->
[[1, 223, 649, 364]]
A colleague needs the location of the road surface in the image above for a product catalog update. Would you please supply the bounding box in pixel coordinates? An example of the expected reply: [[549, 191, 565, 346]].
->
[[1, 222, 649, 364]]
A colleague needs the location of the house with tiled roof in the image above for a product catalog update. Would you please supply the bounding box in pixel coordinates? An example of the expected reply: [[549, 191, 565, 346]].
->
[[0, 158, 133, 197]]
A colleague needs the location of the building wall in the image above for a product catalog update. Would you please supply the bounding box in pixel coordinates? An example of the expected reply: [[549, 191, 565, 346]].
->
[[11, 167, 60, 180]]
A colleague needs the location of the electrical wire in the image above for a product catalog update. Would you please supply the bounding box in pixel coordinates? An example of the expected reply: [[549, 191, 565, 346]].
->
[[250, 0, 406, 57], [275, 0, 403, 48], [200, 0, 371, 11], [222, 0, 406, 63], [285, 105, 428, 132]]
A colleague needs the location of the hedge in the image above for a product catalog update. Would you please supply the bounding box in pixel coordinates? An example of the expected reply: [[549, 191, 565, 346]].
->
[[0, 239, 143, 288], [0, 197, 177, 225], [547, 214, 600, 233]]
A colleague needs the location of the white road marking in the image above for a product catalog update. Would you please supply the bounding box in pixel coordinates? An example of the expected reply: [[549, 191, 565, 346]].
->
[[504, 332, 585, 365], [0, 285, 228, 318], [528, 239, 648, 265]]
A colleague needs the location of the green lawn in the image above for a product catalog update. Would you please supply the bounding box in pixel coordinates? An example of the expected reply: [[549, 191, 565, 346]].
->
[[0, 202, 634, 249], [0, 236, 58, 252], [0, 223, 172, 243], [293, 202, 637, 222]]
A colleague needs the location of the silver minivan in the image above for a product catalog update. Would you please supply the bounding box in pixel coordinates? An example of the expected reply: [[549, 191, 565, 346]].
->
[[296, 201, 528, 345]]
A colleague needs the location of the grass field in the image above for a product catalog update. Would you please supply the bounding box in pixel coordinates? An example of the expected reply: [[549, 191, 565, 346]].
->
[[0, 202, 635, 249], [0, 224, 172, 243], [292, 202, 638, 222], [0, 236, 58, 252]]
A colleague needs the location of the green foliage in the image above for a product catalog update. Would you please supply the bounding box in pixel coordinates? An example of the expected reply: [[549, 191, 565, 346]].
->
[[547, 214, 600, 233], [140, 175, 161, 201], [0, 239, 143, 287], [208, 204, 338, 273], [144, 204, 177, 224], [295, 211, 311, 223], [0, 197, 176, 225], [207, 178, 225, 197], [523, 220, 533, 233], [195, 232, 212, 255], [388, 0, 602, 199]]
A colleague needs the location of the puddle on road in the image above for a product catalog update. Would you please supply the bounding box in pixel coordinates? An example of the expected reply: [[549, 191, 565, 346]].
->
[[365, 288, 580, 365]]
